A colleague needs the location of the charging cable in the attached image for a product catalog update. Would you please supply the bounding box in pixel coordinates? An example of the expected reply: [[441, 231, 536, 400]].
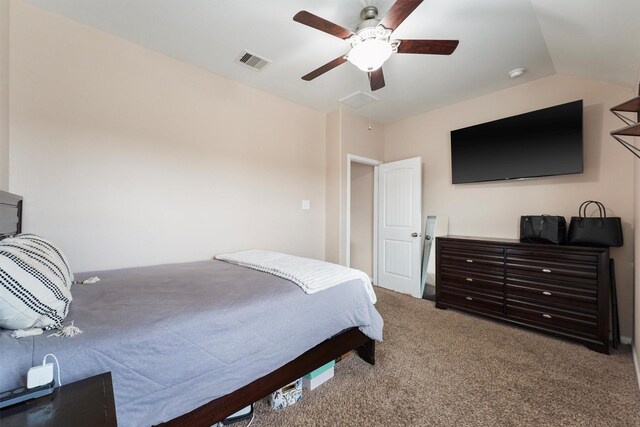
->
[[43, 353, 62, 387], [245, 411, 255, 427]]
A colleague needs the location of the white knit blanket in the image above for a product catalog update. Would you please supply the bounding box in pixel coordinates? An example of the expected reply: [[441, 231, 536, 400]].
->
[[215, 250, 376, 304]]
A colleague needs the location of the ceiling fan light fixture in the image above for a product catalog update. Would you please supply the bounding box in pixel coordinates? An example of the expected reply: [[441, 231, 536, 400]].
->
[[347, 39, 393, 72], [294, 1, 458, 92]]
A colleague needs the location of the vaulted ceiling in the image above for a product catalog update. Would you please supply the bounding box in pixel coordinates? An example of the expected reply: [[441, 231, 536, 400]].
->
[[24, 0, 640, 123]]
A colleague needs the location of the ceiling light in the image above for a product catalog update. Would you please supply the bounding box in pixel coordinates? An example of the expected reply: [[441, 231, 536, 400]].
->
[[508, 68, 526, 79], [347, 39, 393, 72]]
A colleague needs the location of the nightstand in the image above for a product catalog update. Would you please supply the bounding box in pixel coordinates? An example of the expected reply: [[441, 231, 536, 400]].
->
[[0, 372, 117, 426]]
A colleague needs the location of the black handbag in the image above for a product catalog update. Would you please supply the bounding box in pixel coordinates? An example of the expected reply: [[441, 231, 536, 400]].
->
[[567, 200, 623, 247], [519, 215, 567, 244]]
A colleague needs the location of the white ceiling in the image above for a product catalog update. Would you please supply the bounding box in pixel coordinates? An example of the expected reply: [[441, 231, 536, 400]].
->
[[24, 0, 640, 123]]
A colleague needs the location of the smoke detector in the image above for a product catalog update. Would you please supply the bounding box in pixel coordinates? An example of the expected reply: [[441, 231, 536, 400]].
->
[[508, 68, 526, 79]]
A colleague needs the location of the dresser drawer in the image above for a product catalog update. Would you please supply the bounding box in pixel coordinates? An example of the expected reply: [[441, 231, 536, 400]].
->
[[506, 276, 597, 312], [439, 289, 504, 316], [506, 255, 597, 286], [440, 243, 504, 257], [506, 248, 599, 265], [441, 249, 504, 274], [440, 270, 503, 295], [506, 299, 597, 338]]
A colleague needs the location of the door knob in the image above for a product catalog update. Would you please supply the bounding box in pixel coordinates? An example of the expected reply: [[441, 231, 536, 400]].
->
[[411, 232, 421, 237]]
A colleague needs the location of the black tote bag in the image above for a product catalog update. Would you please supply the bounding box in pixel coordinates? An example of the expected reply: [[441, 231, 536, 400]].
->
[[519, 215, 567, 244], [567, 200, 623, 247]]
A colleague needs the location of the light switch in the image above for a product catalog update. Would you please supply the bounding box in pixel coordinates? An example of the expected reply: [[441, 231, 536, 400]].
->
[[302, 200, 311, 210]]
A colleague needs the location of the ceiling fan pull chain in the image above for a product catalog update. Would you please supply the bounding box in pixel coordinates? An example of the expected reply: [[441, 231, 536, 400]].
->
[[368, 93, 372, 131]]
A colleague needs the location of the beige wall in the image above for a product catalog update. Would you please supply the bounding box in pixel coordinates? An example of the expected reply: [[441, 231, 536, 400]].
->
[[325, 110, 341, 264], [0, 0, 9, 191], [634, 71, 639, 360], [634, 139, 639, 359], [9, 2, 326, 272], [325, 108, 384, 264], [385, 74, 636, 338], [325, 108, 384, 266], [350, 162, 374, 277], [340, 111, 384, 268]]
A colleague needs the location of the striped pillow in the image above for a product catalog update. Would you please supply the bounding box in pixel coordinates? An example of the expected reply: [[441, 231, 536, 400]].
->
[[0, 234, 74, 330]]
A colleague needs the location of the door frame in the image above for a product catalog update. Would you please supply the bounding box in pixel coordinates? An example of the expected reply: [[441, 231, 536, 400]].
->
[[345, 154, 383, 284]]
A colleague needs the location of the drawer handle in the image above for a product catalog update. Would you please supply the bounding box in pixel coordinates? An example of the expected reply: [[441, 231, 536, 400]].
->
[[465, 296, 473, 301], [542, 291, 552, 296], [466, 278, 473, 282], [542, 268, 552, 273], [542, 314, 553, 319], [466, 259, 474, 263]]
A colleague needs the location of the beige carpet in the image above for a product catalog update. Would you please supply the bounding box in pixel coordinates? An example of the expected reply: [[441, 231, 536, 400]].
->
[[240, 288, 640, 426]]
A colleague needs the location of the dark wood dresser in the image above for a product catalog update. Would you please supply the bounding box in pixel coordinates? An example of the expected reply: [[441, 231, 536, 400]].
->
[[435, 236, 610, 354]]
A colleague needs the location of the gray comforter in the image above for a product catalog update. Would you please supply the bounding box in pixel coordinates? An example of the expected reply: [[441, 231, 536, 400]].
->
[[0, 260, 383, 426]]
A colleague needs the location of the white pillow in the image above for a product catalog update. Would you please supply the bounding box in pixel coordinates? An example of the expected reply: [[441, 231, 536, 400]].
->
[[0, 234, 74, 330]]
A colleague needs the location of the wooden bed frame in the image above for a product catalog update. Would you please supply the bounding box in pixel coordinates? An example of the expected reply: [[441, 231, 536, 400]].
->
[[0, 190, 376, 426], [163, 328, 375, 426]]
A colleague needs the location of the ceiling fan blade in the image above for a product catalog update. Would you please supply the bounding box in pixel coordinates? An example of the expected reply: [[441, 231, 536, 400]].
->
[[396, 39, 459, 55], [293, 11, 353, 40], [368, 68, 385, 91], [302, 55, 348, 81], [379, 0, 423, 31]]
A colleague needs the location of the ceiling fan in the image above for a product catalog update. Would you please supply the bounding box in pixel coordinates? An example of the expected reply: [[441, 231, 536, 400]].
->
[[293, 0, 459, 91]]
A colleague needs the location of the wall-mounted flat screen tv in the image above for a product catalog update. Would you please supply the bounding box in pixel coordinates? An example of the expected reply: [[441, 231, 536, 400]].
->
[[450, 100, 583, 184]]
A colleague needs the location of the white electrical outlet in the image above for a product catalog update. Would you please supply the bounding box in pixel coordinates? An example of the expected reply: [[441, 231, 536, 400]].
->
[[302, 200, 311, 210], [27, 363, 54, 389]]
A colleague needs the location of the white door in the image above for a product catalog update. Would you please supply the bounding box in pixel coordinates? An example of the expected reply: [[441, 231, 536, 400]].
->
[[377, 157, 422, 298]]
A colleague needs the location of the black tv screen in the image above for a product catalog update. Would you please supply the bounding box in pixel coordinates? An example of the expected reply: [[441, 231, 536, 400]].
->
[[450, 100, 583, 184]]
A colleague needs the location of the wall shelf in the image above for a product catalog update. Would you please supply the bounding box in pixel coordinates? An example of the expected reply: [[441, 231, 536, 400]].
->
[[611, 96, 640, 113], [610, 89, 640, 158], [612, 123, 640, 137]]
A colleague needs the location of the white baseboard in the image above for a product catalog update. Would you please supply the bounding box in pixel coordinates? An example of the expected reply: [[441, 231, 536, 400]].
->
[[621, 335, 633, 345], [633, 346, 640, 391]]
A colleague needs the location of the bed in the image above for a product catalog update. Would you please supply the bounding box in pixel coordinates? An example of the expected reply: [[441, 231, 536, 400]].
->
[[0, 190, 383, 426]]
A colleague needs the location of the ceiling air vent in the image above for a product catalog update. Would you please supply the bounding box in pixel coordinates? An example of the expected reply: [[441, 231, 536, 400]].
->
[[236, 50, 271, 71], [339, 91, 379, 109]]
